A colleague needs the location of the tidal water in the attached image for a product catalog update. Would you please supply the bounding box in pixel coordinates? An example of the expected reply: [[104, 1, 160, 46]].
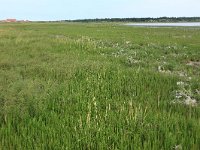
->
[[125, 22, 200, 27]]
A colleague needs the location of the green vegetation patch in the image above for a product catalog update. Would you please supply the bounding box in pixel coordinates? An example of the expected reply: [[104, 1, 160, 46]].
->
[[0, 23, 200, 149]]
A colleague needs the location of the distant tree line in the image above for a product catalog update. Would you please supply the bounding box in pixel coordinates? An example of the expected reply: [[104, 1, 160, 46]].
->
[[62, 17, 200, 23]]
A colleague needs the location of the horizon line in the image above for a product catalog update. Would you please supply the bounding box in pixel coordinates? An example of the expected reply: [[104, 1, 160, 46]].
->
[[1, 16, 200, 22]]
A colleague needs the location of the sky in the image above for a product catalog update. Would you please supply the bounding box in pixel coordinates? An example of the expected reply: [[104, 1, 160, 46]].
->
[[0, 0, 200, 21]]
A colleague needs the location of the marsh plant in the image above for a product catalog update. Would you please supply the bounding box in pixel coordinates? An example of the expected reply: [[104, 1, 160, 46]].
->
[[0, 23, 199, 149]]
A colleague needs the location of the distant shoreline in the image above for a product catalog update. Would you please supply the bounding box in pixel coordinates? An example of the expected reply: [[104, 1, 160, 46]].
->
[[61, 17, 200, 23], [125, 22, 200, 27], [1, 17, 200, 23]]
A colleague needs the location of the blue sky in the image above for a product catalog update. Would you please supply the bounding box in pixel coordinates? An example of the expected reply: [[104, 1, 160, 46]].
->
[[0, 0, 200, 21]]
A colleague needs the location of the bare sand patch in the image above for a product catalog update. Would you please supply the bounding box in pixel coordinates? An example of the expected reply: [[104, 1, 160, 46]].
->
[[187, 61, 200, 67]]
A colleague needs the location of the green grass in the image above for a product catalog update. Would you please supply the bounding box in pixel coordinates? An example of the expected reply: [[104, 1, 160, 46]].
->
[[0, 22, 200, 149]]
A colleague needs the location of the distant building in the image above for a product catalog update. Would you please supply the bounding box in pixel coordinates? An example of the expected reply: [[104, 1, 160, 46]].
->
[[0, 19, 30, 23], [5, 19, 17, 22]]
